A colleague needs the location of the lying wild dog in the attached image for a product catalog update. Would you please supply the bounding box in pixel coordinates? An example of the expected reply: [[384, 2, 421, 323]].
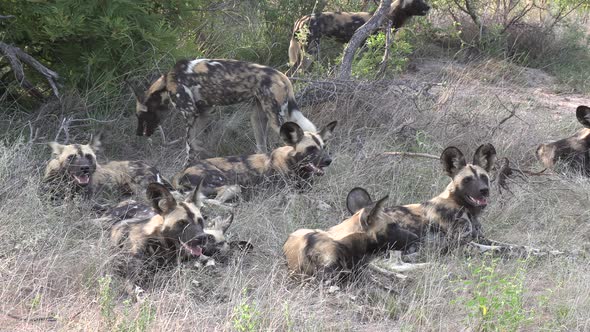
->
[[287, 0, 430, 74], [172, 121, 337, 205], [101, 197, 251, 261], [536, 105, 590, 176], [111, 182, 212, 293], [132, 58, 318, 164], [283, 188, 390, 280], [375, 144, 497, 253], [42, 135, 172, 202]]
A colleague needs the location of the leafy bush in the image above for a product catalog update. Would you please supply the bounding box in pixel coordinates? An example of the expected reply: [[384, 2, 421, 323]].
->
[[0, 0, 200, 92], [351, 30, 413, 79]]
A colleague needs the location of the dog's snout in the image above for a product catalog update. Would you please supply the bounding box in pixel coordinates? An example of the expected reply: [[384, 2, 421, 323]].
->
[[480, 188, 489, 197]]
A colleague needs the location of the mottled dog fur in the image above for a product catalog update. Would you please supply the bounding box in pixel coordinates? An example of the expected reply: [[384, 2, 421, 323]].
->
[[111, 183, 209, 289], [536, 105, 590, 175], [42, 135, 170, 201], [172, 121, 337, 204], [283, 188, 390, 280], [134, 59, 318, 164], [287, 0, 430, 74], [376, 144, 497, 253]]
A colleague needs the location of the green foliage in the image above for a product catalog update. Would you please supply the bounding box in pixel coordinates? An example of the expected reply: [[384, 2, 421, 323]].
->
[[0, 0, 201, 93], [98, 276, 156, 332], [452, 258, 534, 331], [232, 291, 261, 332], [351, 30, 413, 79]]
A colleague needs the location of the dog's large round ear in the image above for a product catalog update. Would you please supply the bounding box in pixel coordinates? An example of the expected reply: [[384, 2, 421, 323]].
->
[[187, 178, 205, 208], [319, 121, 338, 141], [146, 182, 177, 214], [441, 146, 466, 178], [125, 79, 145, 104], [88, 132, 103, 153], [280, 122, 304, 146], [361, 195, 389, 230], [214, 213, 234, 233], [472, 143, 497, 172], [48, 142, 65, 156], [576, 105, 590, 128], [346, 187, 372, 214]]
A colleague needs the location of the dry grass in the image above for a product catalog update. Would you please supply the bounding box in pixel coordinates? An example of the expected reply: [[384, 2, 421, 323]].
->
[[1, 57, 590, 331]]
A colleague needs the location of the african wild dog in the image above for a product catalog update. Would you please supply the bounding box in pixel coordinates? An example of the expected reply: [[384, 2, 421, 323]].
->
[[132, 59, 318, 164], [172, 121, 337, 204], [536, 105, 590, 175], [283, 187, 390, 280], [111, 182, 209, 292], [43, 135, 172, 202], [287, 0, 430, 74], [101, 198, 250, 260], [369, 144, 497, 253]]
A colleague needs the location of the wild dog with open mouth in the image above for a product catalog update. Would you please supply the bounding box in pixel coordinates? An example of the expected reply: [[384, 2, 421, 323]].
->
[[536, 105, 590, 175], [100, 198, 251, 261], [43, 135, 172, 202], [111, 182, 210, 292], [287, 0, 430, 74], [172, 121, 337, 205], [283, 188, 390, 280], [377, 144, 497, 253], [132, 58, 318, 164]]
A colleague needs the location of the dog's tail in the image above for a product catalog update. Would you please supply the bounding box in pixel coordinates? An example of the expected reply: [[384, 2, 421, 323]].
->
[[286, 15, 310, 76]]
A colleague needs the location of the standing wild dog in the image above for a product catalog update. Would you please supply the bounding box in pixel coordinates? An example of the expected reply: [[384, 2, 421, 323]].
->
[[111, 182, 210, 292], [369, 144, 497, 252], [287, 0, 430, 74], [132, 59, 318, 164], [283, 188, 390, 280], [43, 135, 172, 201], [536, 105, 590, 175], [172, 121, 337, 204]]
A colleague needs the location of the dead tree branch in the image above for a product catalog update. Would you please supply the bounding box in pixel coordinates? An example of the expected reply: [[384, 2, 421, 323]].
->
[[0, 41, 60, 100], [381, 151, 439, 159], [376, 20, 394, 79], [339, 0, 392, 79]]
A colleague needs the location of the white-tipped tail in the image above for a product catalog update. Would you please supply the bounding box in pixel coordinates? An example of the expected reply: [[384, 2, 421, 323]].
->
[[290, 111, 317, 133]]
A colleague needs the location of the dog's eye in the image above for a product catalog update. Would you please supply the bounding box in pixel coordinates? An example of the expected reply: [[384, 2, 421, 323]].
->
[[462, 177, 473, 184], [206, 234, 216, 242], [85, 154, 94, 160], [67, 154, 76, 161], [480, 175, 489, 184]]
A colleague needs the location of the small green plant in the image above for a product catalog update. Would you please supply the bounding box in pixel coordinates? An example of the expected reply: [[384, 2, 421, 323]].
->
[[283, 302, 294, 332], [452, 258, 534, 331], [232, 290, 261, 332], [351, 29, 413, 79], [99, 276, 116, 328], [98, 276, 156, 331]]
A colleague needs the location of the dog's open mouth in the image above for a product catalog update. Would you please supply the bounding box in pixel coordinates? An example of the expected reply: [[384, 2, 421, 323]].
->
[[73, 174, 90, 186], [303, 162, 325, 176], [467, 196, 488, 207], [180, 239, 203, 257]]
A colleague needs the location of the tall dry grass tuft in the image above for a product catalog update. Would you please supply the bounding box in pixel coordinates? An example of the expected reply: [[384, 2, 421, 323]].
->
[[1, 58, 590, 330]]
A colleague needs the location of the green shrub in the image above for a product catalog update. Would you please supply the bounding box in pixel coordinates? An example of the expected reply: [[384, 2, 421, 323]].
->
[[0, 0, 200, 93]]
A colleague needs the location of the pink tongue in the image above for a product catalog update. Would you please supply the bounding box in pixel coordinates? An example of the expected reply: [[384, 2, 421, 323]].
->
[[74, 174, 89, 184], [475, 197, 488, 205], [183, 243, 202, 256]]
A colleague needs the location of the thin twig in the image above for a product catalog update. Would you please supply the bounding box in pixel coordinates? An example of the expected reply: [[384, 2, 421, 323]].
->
[[381, 151, 439, 159]]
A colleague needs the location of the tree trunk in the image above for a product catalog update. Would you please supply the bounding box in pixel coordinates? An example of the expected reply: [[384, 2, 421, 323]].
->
[[339, 0, 392, 79]]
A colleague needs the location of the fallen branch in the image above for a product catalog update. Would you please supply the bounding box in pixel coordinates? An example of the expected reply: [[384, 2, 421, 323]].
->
[[339, 0, 392, 79], [0, 41, 60, 100], [382, 151, 439, 159]]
